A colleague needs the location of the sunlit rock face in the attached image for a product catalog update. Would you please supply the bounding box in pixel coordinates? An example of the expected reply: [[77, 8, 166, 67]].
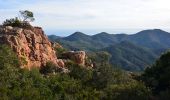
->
[[0, 26, 58, 69], [0, 25, 93, 71], [62, 51, 86, 65]]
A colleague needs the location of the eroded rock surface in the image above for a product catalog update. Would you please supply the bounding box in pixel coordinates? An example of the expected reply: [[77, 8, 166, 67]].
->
[[62, 51, 86, 65], [0, 25, 93, 70], [0, 26, 58, 69]]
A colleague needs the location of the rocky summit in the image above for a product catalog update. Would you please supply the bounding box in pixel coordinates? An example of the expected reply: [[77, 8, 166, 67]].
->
[[0, 25, 59, 69], [0, 25, 91, 70]]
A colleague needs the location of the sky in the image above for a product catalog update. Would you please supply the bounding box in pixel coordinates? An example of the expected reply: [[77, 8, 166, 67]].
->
[[0, 0, 170, 36]]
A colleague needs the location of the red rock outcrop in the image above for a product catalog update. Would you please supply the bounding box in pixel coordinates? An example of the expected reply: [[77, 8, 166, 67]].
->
[[0, 25, 93, 70], [62, 51, 86, 65], [0, 26, 58, 69]]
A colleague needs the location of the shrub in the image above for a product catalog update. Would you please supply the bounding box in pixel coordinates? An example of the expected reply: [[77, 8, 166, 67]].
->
[[104, 82, 151, 100], [40, 62, 57, 75], [3, 17, 22, 27], [0, 45, 20, 69], [55, 47, 67, 58], [142, 51, 170, 95]]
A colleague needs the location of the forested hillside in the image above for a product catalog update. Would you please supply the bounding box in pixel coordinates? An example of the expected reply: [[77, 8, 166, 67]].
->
[[1, 44, 170, 100], [103, 41, 157, 71], [49, 29, 170, 71]]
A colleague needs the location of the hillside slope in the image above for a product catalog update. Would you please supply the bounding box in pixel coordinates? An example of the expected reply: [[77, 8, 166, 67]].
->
[[103, 41, 158, 71], [124, 29, 170, 50], [48, 29, 170, 71], [49, 29, 170, 52]]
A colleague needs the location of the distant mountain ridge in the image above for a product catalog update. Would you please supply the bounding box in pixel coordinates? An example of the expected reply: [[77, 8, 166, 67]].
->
[[124, 29, 170, 50], [48, 29, 170, 71]]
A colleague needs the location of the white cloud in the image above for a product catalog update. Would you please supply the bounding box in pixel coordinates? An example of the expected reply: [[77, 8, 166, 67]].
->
[[0, 0, 170, 34]]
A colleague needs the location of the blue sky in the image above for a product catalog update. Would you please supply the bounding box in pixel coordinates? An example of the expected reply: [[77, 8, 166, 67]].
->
[[0, 0, 170, 36]]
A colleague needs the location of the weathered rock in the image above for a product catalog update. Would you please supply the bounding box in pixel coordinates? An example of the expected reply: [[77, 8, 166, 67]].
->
[[62, 51, 86, 65], [57, 59, 65, 68], [52, 42, 63, 49], [0, 26, 58, 69], [0, 25, 93, 71]]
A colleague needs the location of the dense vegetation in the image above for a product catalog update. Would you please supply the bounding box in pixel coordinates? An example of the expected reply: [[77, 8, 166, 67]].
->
[[1, 45, 170, 99], [0, 45, 151, 100], [49, 29, 170, 71], [103, 41, 157, 71], [0, 41, 170, 100], [3, 17, 22, 27], [141, 51, 170, 100]]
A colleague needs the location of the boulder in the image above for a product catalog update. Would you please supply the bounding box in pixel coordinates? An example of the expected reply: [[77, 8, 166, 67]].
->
[[62, 51, 86, 65]]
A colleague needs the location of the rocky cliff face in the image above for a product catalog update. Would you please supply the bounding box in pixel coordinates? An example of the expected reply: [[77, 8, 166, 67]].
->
[[0, 26, 58, 69], [0, 25, 92, 70]]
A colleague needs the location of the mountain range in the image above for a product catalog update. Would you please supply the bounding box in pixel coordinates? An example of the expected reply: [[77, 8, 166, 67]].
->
[[48, 29, 170, 71]]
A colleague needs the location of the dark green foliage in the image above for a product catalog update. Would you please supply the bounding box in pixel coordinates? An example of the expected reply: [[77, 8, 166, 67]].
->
[[91, 65, 128, 89], [66, 61, 93, 82], [40, 62, 57, 74], [0, 45, 20, 69], [104, 41, 158, 71], [55, 47, 67, 58], [3, 17, 22, 27], [88, 51, 111, 67], [19, 10, 35, 22], [142, 51, 170, 99], [104, 82, 151, 100], [0, 45, 151, 99], [0, 45, 20, 99], [158, 90, 170, 100]]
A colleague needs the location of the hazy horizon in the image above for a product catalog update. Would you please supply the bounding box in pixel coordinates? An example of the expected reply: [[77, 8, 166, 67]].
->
[[1, 0, 170, 36]]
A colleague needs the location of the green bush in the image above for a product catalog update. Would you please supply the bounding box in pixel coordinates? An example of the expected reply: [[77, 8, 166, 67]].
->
[[141, 51, 170, 99], [3, 17, 22, 27], [0, 45, 20, 99], [142, 51, 170, 94], [40, 62, 57, 75], [104, 82, 151, 100], [55, 47, 67, 58], [0, 45, 152, 99], [0, 45, 20, 69]]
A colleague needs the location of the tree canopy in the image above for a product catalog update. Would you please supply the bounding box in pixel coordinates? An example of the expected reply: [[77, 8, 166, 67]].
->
[[2, 10, 35, 27], [142, 51, 170, 99], [19, 10, 35, 22], [0, 45, 150, 100]]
